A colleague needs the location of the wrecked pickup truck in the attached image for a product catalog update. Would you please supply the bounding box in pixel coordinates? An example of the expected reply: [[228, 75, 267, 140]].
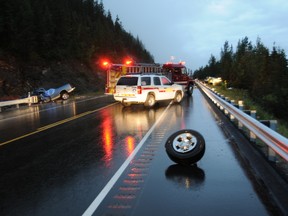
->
[[31, 83, 75, 103]]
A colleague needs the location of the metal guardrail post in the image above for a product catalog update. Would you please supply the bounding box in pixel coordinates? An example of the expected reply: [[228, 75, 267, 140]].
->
[[229, 100, 236, 121], [237, 101, 244, 130], [260, 120, 278, 162], [28, 95, 38, 106], [238, 100, 244, 110], [243, 110, 257, 142]]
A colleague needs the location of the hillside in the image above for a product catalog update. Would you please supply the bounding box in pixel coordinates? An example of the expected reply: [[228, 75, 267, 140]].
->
[[0, 58, 104, 98], [0, 0, 154, 99]]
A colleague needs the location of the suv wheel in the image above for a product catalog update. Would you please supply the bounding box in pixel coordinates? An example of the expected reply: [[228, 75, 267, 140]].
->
[[144, 94, 156, 107], [174, 91, 182, 103], [122, 102, 131, 107]]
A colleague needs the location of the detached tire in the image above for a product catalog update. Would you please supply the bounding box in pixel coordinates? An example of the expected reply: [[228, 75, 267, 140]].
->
[[165, 129, 205, 165]]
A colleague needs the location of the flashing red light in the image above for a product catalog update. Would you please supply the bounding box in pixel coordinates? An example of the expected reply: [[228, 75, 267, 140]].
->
[[102, 61, 109, 67], [99, 59, 111, 69], [125, 59, 133, 65]]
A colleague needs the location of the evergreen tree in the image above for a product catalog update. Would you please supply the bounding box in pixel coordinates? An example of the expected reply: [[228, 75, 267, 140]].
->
[[231, 37, 253, 88], [250, 38, 270, 99], [220, 41, 233, 82]]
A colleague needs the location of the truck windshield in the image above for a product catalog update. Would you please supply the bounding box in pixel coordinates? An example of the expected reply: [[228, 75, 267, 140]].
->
[[174, 67, 188, 75], [181, 67, 188, 75]]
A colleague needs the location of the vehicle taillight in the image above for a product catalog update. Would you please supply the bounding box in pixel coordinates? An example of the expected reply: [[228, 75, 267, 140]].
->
[[137, 86, 142, 94]]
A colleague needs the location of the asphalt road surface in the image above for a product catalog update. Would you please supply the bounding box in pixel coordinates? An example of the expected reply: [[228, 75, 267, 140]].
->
[[0, 89, 283, 216]]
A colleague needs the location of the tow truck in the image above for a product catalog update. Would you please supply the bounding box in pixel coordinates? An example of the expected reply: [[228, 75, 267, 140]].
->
[[102, 60, 194, 96]]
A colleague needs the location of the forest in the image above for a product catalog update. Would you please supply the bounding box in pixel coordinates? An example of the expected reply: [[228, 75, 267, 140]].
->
[[0, 0, 154, 62], [193, 37, 288, 122], [0, 0, 154, 96]]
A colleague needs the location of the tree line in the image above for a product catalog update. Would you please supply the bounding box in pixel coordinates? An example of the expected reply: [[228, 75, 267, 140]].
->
[[0, 0, 154, 63], [193, 37, 288, 121]]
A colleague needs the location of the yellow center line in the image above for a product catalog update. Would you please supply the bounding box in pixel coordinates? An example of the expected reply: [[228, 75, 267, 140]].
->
[[37, 111, 94, 131], [0, 102, 118, 147]]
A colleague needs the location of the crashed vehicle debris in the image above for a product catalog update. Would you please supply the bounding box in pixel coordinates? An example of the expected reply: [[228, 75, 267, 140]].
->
[[31, 83, 75, 103]]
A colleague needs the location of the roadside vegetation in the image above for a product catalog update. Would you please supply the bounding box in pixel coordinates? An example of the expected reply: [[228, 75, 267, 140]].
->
[[193, 36, 288, 126], [210, 83, 288, 138]]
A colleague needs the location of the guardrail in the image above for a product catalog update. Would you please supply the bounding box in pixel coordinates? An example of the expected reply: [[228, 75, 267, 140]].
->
[[0, 95, 38, 112], [196, 81, 288, 162]]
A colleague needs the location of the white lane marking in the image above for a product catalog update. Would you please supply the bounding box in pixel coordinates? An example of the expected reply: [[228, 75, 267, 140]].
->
[[82, 102, 172, 216]]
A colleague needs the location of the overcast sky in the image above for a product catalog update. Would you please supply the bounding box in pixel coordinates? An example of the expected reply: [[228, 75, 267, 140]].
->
[[102, 0, 288, 71]]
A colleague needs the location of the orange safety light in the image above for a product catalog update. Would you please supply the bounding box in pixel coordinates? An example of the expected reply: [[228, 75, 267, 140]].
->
[[102, 61, 110, 67], [100, 59, 111, 69], [125, 59, 133, 65]]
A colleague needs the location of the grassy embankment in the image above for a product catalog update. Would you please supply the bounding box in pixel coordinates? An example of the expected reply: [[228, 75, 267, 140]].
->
[[210, 84, 288, 138]]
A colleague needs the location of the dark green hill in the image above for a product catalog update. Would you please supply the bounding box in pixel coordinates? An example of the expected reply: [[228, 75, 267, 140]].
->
[[0, 0, 154, 97]]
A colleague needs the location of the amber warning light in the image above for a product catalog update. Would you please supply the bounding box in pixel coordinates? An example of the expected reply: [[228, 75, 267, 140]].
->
[[99, 59, 111, 69], [125, 59, 133, 65], [102, 61, 109, 67]]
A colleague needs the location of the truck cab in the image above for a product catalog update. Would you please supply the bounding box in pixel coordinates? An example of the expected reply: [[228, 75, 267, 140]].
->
[[162, 63, 194, 96]]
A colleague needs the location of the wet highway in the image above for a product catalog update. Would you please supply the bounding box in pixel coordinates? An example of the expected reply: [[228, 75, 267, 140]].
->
[[0, 89, 283, 215]]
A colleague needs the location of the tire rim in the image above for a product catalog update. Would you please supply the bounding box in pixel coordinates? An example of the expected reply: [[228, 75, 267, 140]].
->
[[172, 132, 197, 153], [176, 93, 181, 102], [148, 96, 155, 106], [62, 93, 69, 100]]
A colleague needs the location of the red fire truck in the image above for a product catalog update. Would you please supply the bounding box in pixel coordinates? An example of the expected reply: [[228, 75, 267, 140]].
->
[[103, 61, 194, 96], [162, 62, 194, 96]]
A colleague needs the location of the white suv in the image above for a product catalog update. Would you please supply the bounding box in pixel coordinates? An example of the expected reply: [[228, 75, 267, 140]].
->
[[113, 74, 184, 107]]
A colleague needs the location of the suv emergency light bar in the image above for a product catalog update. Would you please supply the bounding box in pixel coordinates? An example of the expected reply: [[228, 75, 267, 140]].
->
[[125, 72, 163, 75], [109, 63, 162, 73], [108, 63, 161, 67]]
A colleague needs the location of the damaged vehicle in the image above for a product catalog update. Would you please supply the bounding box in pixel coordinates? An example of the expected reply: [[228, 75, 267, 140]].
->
[[31, 83, 75, 103]]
